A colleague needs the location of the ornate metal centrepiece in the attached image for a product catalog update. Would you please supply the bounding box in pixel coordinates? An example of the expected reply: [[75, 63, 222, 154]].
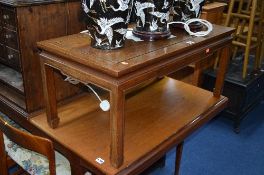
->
[[132, 0, 174, 40], [82, 0, 133, 50], [172, 0, 206, 29]]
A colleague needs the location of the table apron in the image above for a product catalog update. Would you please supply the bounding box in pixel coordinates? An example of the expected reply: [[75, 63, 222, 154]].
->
[[39, 36, 232, 92]]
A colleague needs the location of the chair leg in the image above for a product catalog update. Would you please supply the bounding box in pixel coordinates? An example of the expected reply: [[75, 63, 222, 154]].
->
[[233, 4, 248, 60], [0, 155, 8, 175], [233, 0, 244, 28], [242, 0, 258, 78], [0, 134, 8, 175], [255, 0, 264, 68], [225, 0, 235, 26], [232, 0, 246, 61], [261, 35, 264, 67], [174, 141, 184, 175], [232, 46, 239, 60]]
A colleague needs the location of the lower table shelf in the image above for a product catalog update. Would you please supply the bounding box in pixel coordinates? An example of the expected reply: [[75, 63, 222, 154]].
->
[[30, 77, 228, 175]]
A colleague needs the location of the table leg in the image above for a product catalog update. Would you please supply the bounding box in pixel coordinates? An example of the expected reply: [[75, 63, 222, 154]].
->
[[193, 61, 202, 87], [41, 63, 60, 128], [110, 87, 125, 168], [193, 53, 217, 87], [70, 158, 83, 175], [213, 46, 230, 97], [174, 141, 184, 175]]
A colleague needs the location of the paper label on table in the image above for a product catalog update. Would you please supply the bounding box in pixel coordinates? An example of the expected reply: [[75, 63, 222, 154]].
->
[[96, 157, 105, 164]]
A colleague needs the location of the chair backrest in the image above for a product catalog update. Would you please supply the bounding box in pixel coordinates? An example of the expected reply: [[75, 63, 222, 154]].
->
[[0, 117, 56, 175]]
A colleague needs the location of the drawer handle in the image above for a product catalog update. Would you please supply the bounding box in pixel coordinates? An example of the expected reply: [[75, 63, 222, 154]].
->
[[8, 54, 14, 59], [5, 34, 12, 39], [3, 14, 10, 20]]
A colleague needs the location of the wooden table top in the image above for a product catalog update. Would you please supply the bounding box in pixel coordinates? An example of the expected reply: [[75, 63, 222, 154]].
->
[[31, 77, 228, 175], [37, 25, 234, 77]]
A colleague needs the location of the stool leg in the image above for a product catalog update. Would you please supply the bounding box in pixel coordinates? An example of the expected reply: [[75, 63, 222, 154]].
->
[[242, 0, 258, 78], [255, 0, 264, 68], [174, 141, 184, 175]]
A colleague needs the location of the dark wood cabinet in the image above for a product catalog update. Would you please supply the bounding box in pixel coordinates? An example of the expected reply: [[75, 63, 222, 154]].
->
[[202, 59, 264, 133], [0, 0, 85, 118]]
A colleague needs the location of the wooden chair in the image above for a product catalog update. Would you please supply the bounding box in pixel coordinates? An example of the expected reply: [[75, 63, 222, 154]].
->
[[225, 0, 264, 78], [0, 115, 76, 175]]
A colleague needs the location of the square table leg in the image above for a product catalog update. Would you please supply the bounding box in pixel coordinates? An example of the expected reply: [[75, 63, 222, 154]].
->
[[175, 141, 184, 175], [40, 62, 60, 128], [110, 87, 125, 168], [213, 46, 231, 97]]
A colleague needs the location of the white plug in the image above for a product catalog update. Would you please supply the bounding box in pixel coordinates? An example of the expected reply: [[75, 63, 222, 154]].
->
[[100, 100, 110, 112]]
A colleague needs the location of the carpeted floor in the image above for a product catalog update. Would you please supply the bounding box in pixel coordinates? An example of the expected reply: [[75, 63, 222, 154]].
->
[[148, 98, 264, 175]]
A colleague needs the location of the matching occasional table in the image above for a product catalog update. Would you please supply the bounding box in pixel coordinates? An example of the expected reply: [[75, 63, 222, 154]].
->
[[32, 25, 234, 175]]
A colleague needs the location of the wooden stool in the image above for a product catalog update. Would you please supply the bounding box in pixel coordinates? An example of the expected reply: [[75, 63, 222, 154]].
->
[[225, 0, 263, 78]]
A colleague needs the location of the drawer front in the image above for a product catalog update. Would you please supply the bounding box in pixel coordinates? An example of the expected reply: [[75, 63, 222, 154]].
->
[[0, 7, 2, 26], [244, 77, 264, 110], [0, 43, 5, 59], [1, 7, 17, 30], [0, 26, 3, 43], [3, 46, 21, 71], [3, 28, 19, 50]]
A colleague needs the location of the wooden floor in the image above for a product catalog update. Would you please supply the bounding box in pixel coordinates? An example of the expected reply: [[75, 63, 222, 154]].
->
[[30, 77, 227, 175]]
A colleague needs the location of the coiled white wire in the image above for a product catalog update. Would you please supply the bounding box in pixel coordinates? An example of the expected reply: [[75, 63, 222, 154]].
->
[[168, 18, 213, 37]]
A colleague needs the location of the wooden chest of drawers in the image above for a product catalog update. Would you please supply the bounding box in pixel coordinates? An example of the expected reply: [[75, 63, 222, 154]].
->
[[0, 5, 20, 71], [202, 59, 264, 133], [0, 0, 85, 119]]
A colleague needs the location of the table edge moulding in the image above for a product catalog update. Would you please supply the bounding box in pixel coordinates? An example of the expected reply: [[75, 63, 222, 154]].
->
[[35, 25, 234, 174]]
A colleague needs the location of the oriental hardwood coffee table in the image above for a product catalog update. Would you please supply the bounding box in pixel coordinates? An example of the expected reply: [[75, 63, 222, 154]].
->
[[33, 25, 234, 175]]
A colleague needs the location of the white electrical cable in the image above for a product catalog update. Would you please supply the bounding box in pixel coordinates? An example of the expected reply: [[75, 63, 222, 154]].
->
[[168, 18, 213, 37], [62, 73, 110, 112], [85, 84, 110, 112], [85, 84, 103, 102]]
